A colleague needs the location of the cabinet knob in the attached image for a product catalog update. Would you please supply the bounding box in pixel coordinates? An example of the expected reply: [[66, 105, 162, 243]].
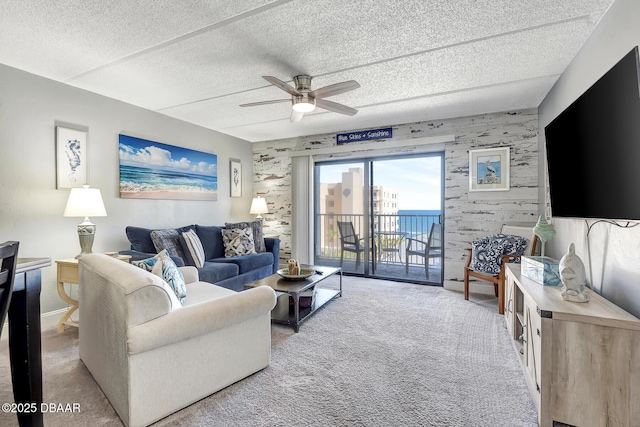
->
[[518, 334, 526, 343]]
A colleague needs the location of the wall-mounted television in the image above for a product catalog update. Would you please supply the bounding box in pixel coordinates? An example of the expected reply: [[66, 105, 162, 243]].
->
[[545, 46, 640, 221]]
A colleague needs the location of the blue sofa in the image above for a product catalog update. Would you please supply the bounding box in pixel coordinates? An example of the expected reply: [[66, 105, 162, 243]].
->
[[121, 224, 280, 292]]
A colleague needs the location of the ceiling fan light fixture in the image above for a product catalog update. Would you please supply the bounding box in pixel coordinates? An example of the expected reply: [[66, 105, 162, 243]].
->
[[292, 96, 316, 113]]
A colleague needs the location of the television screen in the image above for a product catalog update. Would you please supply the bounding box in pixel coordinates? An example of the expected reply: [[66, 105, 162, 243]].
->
[[545, 46, 640, 220]]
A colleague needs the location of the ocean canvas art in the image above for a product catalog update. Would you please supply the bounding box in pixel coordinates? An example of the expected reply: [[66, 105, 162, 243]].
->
[[119, 134, 218, 201]]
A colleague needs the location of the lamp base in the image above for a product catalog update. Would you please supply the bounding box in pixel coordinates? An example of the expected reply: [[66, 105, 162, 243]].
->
[[75, 222, 96, 258]]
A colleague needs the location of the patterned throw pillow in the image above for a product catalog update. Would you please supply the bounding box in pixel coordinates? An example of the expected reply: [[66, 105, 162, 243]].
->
[[151, 250, 187, 303], [471, 234, 529, 274], [221, 227, 257, 257], [225, 221, 266, 253], [181, 229, 205, 268], [131, 252, 161, 272], [150, 229, 186, 260]]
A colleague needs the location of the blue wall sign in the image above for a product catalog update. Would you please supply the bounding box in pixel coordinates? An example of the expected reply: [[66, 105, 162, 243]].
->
[[336, 127, 392, 145]]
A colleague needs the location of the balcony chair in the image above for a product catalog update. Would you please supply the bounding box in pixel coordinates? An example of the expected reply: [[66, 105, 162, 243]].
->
[[405, 223, 442, 280], [0, 241, 19, 339], [463, 224, 538, 314], [337, 221, 366, 269]]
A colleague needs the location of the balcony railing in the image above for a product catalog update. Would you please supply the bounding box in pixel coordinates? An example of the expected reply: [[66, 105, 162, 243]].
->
[[315, 213, 441, 267]]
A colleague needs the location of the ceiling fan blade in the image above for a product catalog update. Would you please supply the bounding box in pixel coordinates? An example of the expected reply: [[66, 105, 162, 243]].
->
[[290, 110, 304, 123], [309, 80, 360, 99], [315, 99, 358, 116], [240, 99, 290, 107], [263, 76, 301, 96]]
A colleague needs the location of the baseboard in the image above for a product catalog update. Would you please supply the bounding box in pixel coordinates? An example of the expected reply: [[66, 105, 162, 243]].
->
[[1, 308, 67, 341]]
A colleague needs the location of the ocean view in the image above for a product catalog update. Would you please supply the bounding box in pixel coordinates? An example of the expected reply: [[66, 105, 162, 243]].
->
[[398, 209, 441, 238], [120, 164, 218, 194]]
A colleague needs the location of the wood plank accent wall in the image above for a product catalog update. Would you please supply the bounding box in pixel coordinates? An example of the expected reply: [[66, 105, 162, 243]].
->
[[253, 109, 539, 290]]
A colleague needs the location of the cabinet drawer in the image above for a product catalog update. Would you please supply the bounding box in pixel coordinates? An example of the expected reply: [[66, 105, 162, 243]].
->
[[58, 265, 79, 284]]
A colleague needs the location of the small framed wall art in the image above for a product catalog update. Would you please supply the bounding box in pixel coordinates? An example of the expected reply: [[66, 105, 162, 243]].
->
[[56, 126, 88, 189], [230, 159, 242, 197], [469, 147, 510, 192]]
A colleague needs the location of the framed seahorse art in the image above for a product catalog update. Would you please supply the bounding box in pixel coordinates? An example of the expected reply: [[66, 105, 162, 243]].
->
[[230, 159, 242, 197], [56, 126, 88, 189]]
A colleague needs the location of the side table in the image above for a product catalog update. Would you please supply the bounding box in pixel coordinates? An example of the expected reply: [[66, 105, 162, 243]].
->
[[55, 254, 131, 333]]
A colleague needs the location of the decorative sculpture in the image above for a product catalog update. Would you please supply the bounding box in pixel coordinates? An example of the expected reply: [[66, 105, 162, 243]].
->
[[558, 243, 589, 302], [288, 259, 301, 275], [533, 215, 556, 257]]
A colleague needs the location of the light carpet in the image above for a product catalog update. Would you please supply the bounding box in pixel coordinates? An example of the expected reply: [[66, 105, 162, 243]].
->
[[0, 276, 538, 426]]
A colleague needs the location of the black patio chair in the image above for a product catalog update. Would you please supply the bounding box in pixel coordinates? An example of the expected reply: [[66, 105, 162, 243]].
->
[[337, 221, 366, 269], [405, 223, 441, 280]]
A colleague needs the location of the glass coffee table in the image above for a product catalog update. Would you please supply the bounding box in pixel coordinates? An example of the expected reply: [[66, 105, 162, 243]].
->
[[244, 265, 342, 332]]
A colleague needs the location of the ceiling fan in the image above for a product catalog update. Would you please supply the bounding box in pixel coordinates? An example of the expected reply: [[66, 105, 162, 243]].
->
[[240, 75, 360, 122]]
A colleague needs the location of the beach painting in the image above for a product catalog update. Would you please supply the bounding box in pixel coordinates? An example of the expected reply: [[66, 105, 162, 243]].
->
[[119, 134, 217, 200]]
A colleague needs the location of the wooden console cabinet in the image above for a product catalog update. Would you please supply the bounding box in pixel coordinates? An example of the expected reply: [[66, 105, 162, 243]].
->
[[504, 264, 640, 427]]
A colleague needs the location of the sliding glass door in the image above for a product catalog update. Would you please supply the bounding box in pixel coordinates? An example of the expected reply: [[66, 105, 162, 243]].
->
[[314, 153, 444, 285]]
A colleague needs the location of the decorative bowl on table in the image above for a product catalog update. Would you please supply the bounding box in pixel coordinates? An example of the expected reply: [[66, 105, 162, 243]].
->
[[276, 267, 316, 280]]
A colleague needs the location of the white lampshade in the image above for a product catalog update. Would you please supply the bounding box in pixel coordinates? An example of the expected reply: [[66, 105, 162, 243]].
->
[[63, 185, 107, 258], [250, 197, 268, 218], [64, 185, 107, 218]]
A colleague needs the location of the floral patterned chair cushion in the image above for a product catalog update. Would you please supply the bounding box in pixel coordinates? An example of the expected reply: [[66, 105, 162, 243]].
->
[[470, 234, 529, 275]]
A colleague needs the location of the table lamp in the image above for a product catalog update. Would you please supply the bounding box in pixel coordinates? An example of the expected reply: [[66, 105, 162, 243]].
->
[[250, 196, 268, 219], [63, 184, 107, 258]]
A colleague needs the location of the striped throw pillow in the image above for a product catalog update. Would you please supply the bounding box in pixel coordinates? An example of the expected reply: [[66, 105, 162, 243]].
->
[[181, 229, 205, 268]]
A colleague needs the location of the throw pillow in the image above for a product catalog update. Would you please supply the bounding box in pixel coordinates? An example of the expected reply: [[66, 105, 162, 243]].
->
[[225, 220, 266, 253], [471, 234, 529, 275], [131, 252, 162, 272], [151, 250, 187, 303], [150, 229, 186, 260], [181, 229, 205, 268], [131, 250, 184, 307], [222, 227, 257, 257]]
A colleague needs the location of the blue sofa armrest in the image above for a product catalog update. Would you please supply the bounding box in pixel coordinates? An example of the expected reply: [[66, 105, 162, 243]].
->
[[264, 237, 280, 273], [119, 249, 186, 267]]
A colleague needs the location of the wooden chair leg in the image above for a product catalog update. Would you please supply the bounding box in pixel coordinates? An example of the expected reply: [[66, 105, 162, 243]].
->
[[464, 269, 469, 300]]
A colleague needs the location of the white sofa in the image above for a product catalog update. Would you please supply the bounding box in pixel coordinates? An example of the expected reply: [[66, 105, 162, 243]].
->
[[78, 254, 276, 427]]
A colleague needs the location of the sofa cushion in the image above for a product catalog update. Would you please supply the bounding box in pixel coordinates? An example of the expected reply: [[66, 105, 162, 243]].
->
[[151, 250, 187, 303], [126, 225, 194, 254], [225, 220, 266, 253], [222, 227, 257, 257], [197, 261, 238, 284], [212, 252, 274, 275], [180, 229, 205, 268], [194, 225, 225, 260], [182, 281, 236, 307]]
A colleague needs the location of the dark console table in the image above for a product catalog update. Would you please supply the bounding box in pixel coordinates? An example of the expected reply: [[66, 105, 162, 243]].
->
[[7, 257, 51, 427]]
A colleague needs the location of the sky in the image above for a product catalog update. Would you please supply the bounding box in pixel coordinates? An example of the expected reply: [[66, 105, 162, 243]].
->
[[318, 156, 442, 210], [118, 134, 218, 176]]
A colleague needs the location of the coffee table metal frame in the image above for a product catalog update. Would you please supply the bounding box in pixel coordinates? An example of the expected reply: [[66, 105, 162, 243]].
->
[[245, 265, 342, 332]]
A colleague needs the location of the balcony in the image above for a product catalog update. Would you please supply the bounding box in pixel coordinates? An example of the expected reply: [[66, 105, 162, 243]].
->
[[315, 213, 442, 284]]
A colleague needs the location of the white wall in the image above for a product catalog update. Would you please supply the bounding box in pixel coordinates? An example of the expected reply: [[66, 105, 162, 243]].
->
[[538, 0, 640, 317], [0, 65, 255, 314], [253, 109, 539, 293]]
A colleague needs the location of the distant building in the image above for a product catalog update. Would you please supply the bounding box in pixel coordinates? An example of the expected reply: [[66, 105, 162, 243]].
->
[[317, 167, 398, 256]]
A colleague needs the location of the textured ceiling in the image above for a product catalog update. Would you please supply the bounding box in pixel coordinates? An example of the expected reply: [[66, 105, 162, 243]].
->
[[1, 0, 614, 142]]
